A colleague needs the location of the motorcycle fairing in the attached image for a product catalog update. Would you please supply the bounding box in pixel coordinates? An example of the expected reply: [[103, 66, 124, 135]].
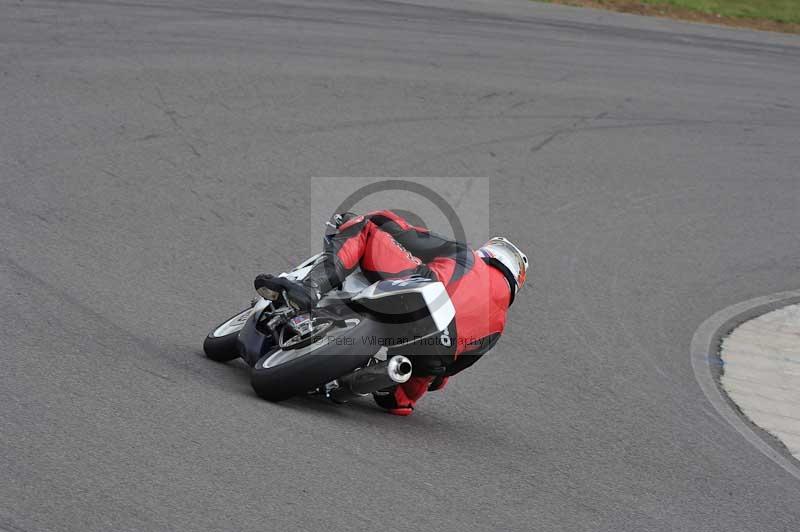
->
[[352, 278, 455, 333]]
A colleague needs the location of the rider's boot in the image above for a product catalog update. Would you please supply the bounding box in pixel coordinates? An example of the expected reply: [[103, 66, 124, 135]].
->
[[373, 376, 435, 416], [254, 274, 320, 311], [254, 212, 359, 310], [253, 251, 344, 311]]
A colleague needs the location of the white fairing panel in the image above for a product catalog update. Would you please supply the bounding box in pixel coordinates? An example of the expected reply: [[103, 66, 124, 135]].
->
[[341, 270, 370, 293], [352, 279, 456, 332]]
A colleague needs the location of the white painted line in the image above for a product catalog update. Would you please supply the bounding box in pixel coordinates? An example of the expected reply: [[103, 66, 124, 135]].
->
[[720, 304, 800, 462]]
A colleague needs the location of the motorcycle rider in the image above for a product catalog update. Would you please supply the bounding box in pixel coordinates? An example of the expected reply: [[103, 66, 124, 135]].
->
[[255, 210, 527, 416]]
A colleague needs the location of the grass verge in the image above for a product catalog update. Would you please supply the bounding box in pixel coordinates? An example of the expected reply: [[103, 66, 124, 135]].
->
[[536, 0, 800, 33]]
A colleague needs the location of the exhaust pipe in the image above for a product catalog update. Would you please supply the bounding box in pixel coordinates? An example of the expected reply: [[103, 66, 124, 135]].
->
[[328, 355, 413, 403]]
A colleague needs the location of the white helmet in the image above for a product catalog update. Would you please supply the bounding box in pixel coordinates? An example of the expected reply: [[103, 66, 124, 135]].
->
[[477, 236, 528, 303]]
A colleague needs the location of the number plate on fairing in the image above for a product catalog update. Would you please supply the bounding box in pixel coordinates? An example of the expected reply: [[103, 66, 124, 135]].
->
[[352, 279, 455, 333]]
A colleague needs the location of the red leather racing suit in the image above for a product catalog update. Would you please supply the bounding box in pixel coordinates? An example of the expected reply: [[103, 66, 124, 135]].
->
[[320, 210, 512, 409]]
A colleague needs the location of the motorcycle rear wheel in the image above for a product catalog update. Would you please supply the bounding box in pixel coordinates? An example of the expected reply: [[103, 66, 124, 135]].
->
[[250, 315, 381, 401]]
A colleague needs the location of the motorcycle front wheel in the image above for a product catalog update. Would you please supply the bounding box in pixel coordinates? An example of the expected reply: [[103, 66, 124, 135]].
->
[[203, 308, 253, 362]]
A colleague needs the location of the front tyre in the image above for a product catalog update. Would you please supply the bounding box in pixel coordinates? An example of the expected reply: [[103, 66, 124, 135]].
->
[[203, 308, 253, 362], [251, 315, 381, 401]]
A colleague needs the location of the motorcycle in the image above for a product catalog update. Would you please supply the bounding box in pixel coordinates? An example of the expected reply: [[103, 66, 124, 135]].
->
[[203, 253, 455, 402]]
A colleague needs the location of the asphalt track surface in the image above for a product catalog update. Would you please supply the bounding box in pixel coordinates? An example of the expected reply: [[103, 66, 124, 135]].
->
[[1, 1, 799, 531]]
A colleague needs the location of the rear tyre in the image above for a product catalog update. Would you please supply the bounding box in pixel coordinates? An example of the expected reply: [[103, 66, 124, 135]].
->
[[204, 308, 253, 362], [251, 315, 381, 401]]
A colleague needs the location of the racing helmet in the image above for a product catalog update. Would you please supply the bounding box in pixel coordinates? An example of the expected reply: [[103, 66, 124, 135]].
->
[[477, 236, 528, 303]]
